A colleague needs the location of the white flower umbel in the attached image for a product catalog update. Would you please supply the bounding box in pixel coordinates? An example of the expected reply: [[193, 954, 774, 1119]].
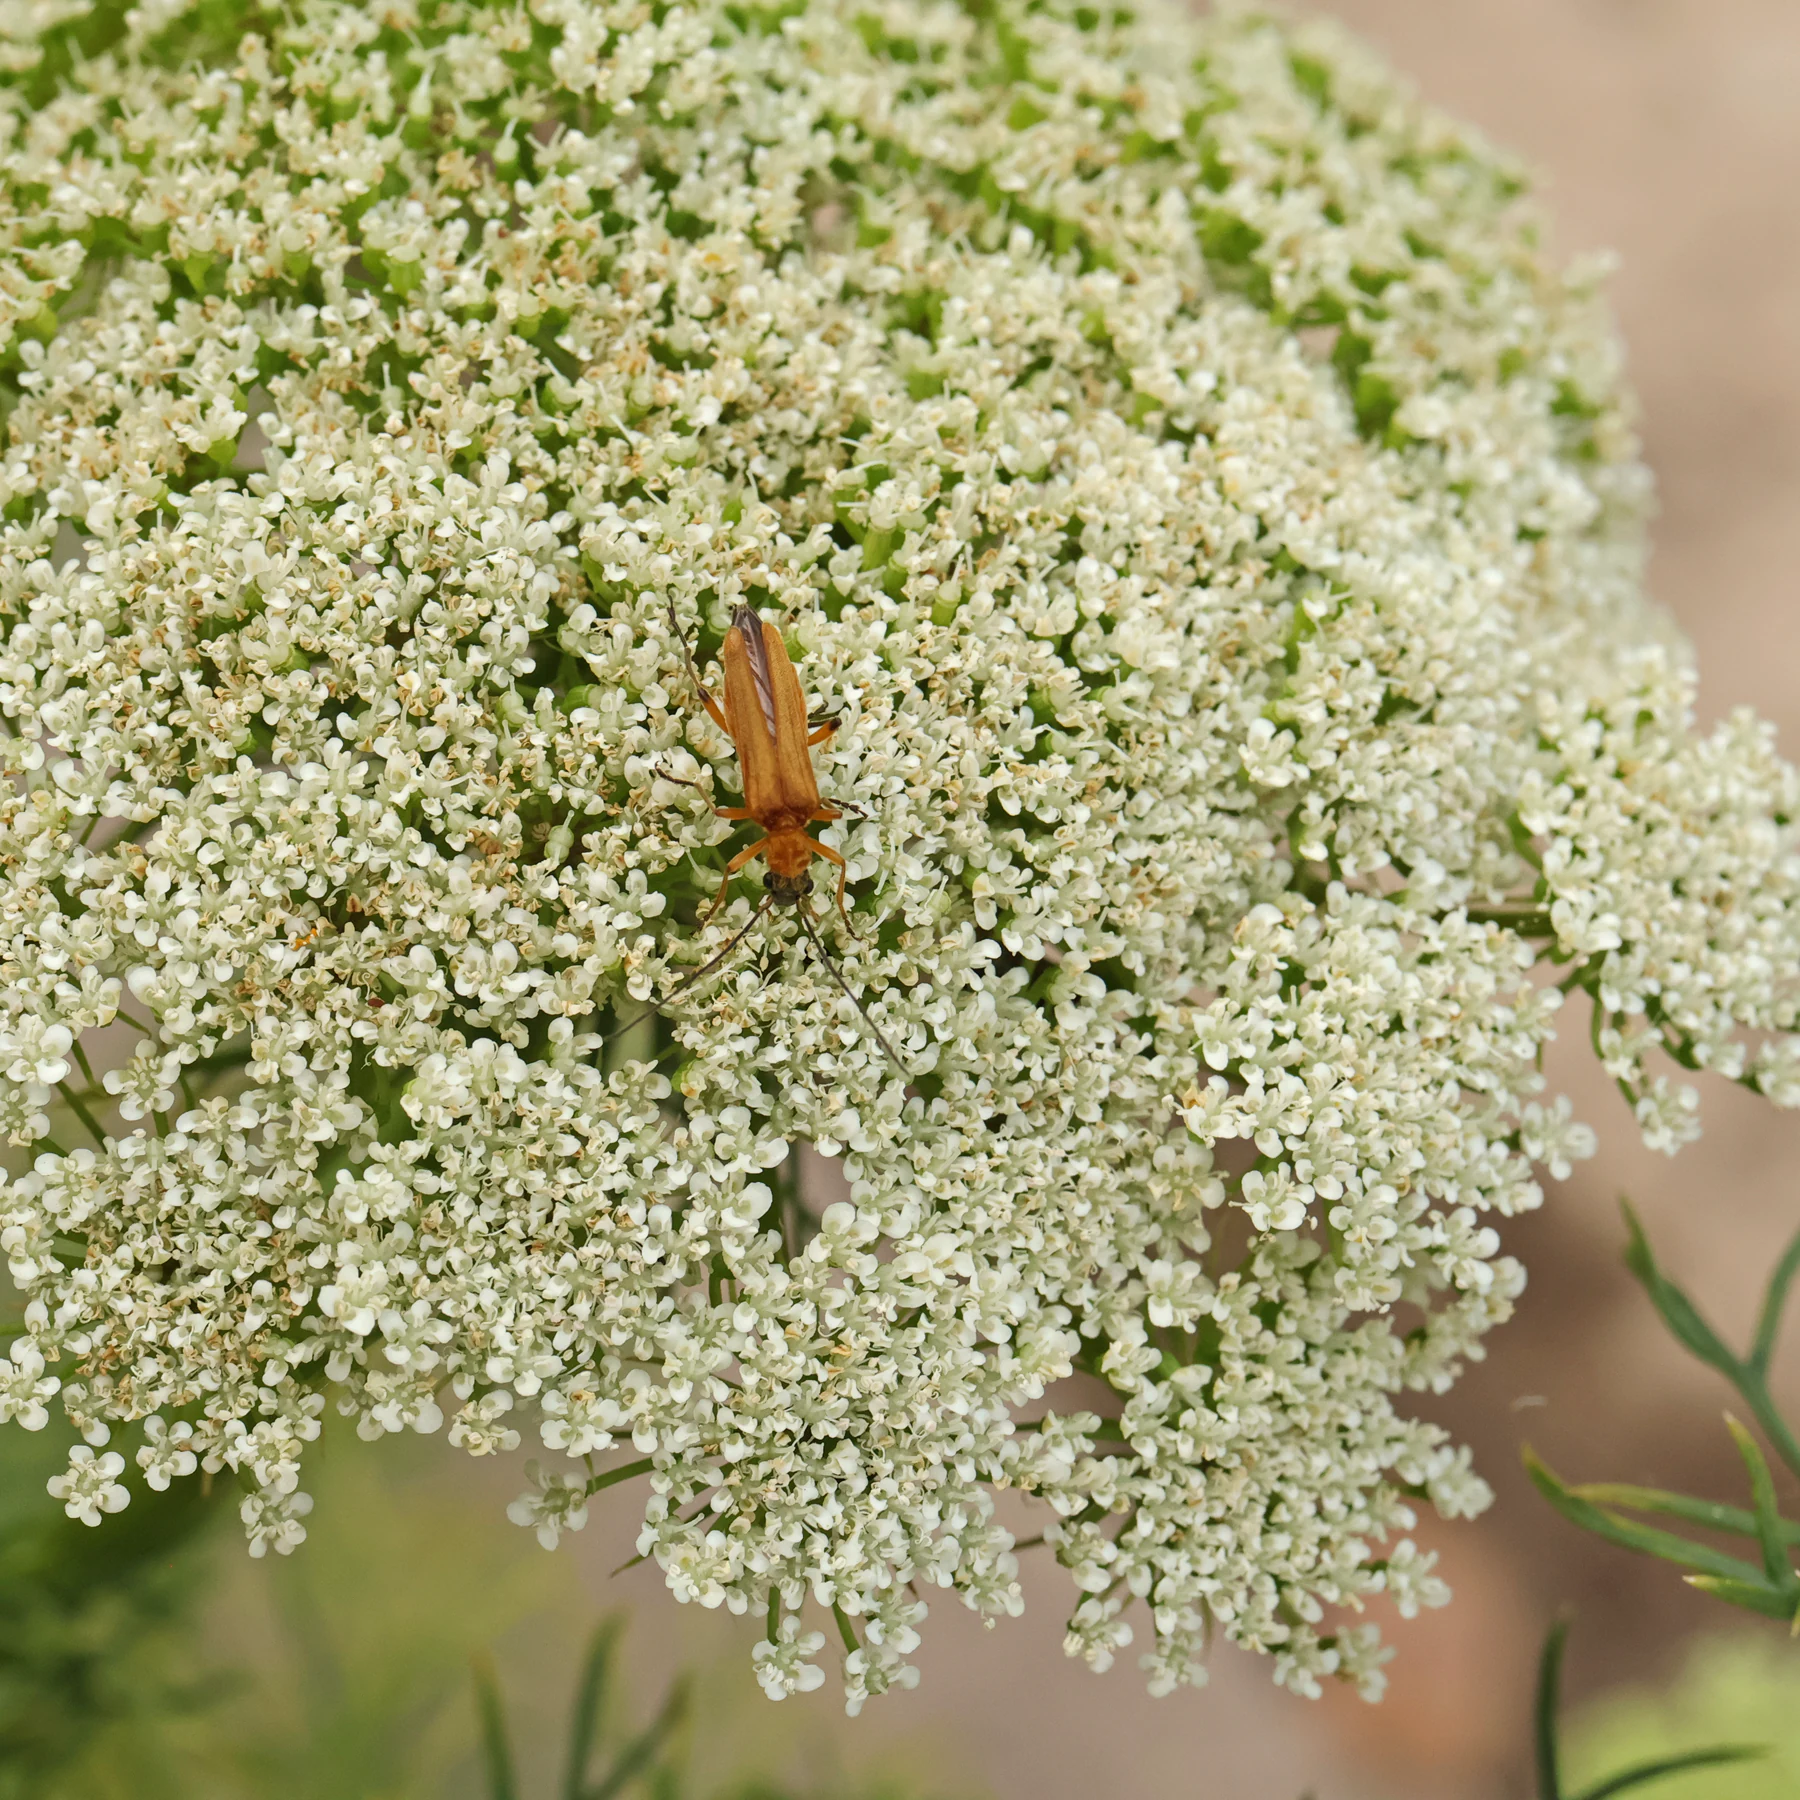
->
[[0, 0, 1795, 1710]]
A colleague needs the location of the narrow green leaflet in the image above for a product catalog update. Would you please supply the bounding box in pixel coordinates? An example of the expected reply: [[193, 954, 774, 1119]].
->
[[1535, 1615, 1570, 1800], [1617, 1203, 1800, 1479], [1681, 1574, 1800, 1624], [1750, 1222, 1800, 1376], [564, 1618, 625, 1800], [1571, 1481, 1800, 1546], [474, 1654, 519, 1800], [586, 1675, 690, 1800], [1619, 1201, 1738, 1380], [1524, 1449, 1770, 1584], [1532, 1618, 1767, 1800], [1724, 1415, 1799, 1593], [1570, 1745, 1767, 1800]]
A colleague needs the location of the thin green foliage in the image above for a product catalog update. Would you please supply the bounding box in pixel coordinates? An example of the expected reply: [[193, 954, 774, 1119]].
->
[[563, 1618, 625, 1800], [1572, 1748, 1772, 1800], [476, 1615, 693, 1800], [1532, 1617, 1763, 1800], [1525, 1203, 1800, 1630], [1620, 1202, 1800, 1478], [1536, 1615, 1572, 1800], [476, 1653, 520, 1800], [1524, 1451, 1768, 1584], [472, 1614, 948, 1800], [1567, 1634, 1800, 1800], [1566, 1482, 1800, 1546], [586, 1676, 690, 1800], [0, 1428, 227, 1799]]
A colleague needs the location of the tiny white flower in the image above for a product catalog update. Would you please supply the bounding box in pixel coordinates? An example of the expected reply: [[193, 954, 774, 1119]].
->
[[752, 1615, 828, 1700], [137, 1417, 198, 1490], [241, 1487, 315, 1558], [0, 1341, 57, 1430], [507, 1463, 592, 1551], [47, 1446, 129, 1526]]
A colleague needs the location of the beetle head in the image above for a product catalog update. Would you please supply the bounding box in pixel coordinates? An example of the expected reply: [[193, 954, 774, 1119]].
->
[[764, 870, 813, 907]]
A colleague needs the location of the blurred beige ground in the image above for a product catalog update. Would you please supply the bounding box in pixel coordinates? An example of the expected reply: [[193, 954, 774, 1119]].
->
[[522, 6, 1800, 1797]]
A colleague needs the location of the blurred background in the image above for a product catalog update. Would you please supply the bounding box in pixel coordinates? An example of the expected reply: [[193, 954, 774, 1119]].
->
[[4, 3, 1798, 1797]]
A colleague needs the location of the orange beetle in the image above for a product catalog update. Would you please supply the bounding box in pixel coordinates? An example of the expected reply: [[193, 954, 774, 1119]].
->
[[675, 600, 854, 930], [639, 599, 902, 1075]]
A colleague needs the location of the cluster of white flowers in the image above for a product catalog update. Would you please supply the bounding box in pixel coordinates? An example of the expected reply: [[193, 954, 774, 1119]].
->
[[0, 0, 1795, 1710]]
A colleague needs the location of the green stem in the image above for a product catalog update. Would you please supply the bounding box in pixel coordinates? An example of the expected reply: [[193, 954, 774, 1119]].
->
[[584, 1456, 654, 1497], [56, 1083, 107, 1148], [1740, 1373, 1800, 1486], [1465, 907, 1555, 935]]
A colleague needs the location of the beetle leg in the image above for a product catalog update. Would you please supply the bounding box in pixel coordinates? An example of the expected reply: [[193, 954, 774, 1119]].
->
[[695, 687, 732, 734], [655, 768, 749, 823], [703, 836, 768, 923], [805, 719, 839, 747], [806, 839, 858, 936]]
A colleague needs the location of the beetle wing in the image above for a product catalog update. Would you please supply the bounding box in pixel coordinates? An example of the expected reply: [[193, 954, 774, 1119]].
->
[[763, 616, 821, 814], [721, 606, 820, 822]]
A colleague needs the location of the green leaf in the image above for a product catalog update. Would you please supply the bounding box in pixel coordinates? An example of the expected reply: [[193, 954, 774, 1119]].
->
[[1535, 1615, 1569, 1800], [1681, 1575, 1800, 1623], [473, 1654, 518, 1800], [563, 1617, 624, 1800], [1620, 1200, 1740, 1380], [1751, 1223, 1800, 1375], [1570, 1743, 1766, 1800], [1525, 1448, 1768, 1583], [1724, 1415, 1799, 1591], [1571, 1481, 1800, 1546]]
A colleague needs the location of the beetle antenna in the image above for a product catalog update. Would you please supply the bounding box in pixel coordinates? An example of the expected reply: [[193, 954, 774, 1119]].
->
[[795, 908, 906, 1080], [666, 597, 710, 705], [602, 899, 772, 1049]]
